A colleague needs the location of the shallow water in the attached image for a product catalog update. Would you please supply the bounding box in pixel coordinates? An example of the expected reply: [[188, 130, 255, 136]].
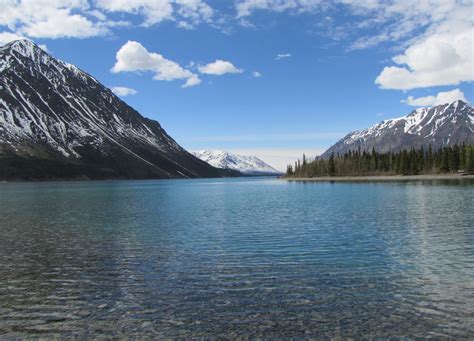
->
[[0, 177, 473, 339]]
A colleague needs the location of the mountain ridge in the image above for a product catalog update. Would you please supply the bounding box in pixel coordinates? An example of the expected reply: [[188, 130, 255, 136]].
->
[[0, 39, 234, 180], [321, 100, 473, 158]]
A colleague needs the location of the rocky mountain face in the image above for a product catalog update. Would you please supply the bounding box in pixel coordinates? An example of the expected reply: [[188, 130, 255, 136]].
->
[[322, 100, 473, 158], [0, 39, 234, 180], [192, 150, 281, 175]]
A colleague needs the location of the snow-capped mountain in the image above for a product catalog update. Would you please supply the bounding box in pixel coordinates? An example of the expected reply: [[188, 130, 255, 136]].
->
[[322, 100, 473, 158], [0, 39, 232, 180], [193, 150, 281, 175]]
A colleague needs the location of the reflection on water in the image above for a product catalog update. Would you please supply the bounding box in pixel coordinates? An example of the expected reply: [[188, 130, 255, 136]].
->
[[0, 178, 473, 338]]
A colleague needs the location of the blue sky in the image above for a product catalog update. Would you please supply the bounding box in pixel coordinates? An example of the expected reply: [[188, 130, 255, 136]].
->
[[1, 0, 473, 170]]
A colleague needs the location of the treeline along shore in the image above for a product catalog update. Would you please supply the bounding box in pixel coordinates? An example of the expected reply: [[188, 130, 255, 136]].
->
[[286, 144, 474, 178]]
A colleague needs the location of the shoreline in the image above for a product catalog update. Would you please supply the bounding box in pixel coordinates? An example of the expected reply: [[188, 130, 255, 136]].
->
[[283, 174, 474, 182]]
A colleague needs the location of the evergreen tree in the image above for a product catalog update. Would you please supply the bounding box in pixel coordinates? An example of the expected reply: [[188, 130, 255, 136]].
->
[[450, 145, 460, 171], [328, 153, 336, 176], [285, 144, 474, 177], [466, 146, 474, 173], [441, 148, 450, 173], [460, 143, 467, 170], [426, 144, 433, 172]]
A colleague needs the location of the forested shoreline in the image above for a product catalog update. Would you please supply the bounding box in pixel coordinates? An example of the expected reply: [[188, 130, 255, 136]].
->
[[286, 144, 474, 178]]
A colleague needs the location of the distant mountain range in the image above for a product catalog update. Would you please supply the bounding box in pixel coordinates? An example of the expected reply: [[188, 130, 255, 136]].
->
[[322, 100, 473, 158], [0, 39, 236, 180], [193, 150, 281, 175]]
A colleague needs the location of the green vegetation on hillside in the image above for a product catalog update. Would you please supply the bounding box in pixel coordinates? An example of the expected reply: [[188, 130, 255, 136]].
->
[[286, 144, 474, 178]]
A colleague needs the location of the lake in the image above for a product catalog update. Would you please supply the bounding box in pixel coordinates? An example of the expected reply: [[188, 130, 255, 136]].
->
[[0, 177, 473, 339]]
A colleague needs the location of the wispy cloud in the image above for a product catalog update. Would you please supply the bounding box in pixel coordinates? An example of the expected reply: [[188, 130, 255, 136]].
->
[[275, 53, 291, 60], [96, 0, 213, 28], [111, 86, 137, 96]]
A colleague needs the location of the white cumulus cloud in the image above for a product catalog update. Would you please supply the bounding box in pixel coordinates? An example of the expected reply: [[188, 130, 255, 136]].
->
[[401, 89, 469, 107], [198, 60, 243, 75], [111, 86, 138, 96], [23, 12, 107, 39], [371, 1, 474, 90], [376, 27, 473, 90], [111, 40, 201, 88], [0, 0, 109, 39], [252, 71, 262, 78], [0, 0, 214, 41]]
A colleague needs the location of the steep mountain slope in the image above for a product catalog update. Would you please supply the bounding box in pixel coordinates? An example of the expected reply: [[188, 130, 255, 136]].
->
[[0, 39, 233, 180], [322, 100, 473, 158], [193, 150, 281, 175]]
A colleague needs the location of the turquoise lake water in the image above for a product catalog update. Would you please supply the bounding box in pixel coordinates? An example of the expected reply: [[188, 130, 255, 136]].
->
[[0, 177, 473, 338]]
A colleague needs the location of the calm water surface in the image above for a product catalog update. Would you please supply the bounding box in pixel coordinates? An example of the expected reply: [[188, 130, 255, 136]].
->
[[0, 177, 473, 339]]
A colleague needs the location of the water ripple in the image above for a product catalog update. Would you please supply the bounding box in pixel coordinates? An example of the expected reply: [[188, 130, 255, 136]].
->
[[0, 178, 473, 339]]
